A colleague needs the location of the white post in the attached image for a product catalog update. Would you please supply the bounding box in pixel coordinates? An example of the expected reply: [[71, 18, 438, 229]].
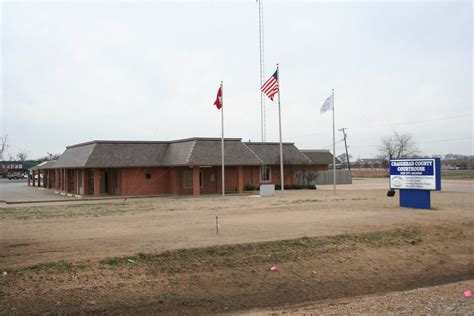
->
[[277, 64, 284, 192], [221, 81, 225, 198], [332, 88, 336, 193]]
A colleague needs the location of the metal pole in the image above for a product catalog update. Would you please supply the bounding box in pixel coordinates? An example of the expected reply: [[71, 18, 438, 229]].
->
[[258, 0, 267, 184], [258, 0, 265, 142], [277, 64, 284, 192], [332, 89, 336, 193], [221, 81, 225, 198]]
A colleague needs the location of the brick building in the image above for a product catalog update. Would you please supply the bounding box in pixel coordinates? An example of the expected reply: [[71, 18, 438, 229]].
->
[[29, 138, 334, 196]]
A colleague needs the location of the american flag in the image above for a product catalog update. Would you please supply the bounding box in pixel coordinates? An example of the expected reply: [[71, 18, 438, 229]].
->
[[261, 69, 279, 101]]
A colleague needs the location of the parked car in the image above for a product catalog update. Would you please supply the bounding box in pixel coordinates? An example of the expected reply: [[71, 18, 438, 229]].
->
[[7, 173, 23, 180]]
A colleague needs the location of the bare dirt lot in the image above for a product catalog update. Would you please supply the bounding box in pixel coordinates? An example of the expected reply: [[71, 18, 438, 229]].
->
[[1, 187, 473, 314]]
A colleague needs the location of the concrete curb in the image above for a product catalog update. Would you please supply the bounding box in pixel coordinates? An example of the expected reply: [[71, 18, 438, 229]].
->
[[1, 192, 257, 205]]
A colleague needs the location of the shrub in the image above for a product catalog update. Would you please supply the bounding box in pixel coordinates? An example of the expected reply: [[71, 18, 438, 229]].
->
[[275, 184, 317, 190], [244, 184, 256, 191]]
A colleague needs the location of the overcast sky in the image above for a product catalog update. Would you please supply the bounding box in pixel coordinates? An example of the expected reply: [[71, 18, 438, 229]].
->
[[1, 0, 472, 160]]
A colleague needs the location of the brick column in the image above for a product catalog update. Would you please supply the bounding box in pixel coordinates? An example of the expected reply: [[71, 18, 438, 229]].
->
[[82, 169, 88, 195], [169, 168, 178, 194], [192, 166, 200, 196], [32, 170, 36, 187], [64, 169, 68, 193], [55, 169, 59, 189], [216, 167, 222, 194], [76, 170, 80, 195], [43, 170, 47, 188], [59, 169, 63, 190], [93, 168, 101, 197], [28, 172, 31, 186], [237, 166, 244, 193]]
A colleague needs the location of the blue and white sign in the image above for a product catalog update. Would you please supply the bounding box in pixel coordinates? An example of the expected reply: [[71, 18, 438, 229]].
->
[[390, 159, 438, 190]]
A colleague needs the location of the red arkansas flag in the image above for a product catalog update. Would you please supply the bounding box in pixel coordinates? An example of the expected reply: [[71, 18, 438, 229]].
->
[[213, 86, 222, 110]]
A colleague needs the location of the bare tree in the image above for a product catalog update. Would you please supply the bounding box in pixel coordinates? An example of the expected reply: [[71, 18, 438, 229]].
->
[[16, 149, 30, 162], [0, 134, 9, 160], [379, 131, 418, 160], [38, 152, 61, 162]]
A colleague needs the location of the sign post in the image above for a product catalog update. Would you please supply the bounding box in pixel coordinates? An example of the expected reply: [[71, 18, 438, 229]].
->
[[389, 158, 441, 209]]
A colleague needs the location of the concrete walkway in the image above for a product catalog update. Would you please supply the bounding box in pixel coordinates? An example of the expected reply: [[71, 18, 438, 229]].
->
[[0, 180, 71, 203]]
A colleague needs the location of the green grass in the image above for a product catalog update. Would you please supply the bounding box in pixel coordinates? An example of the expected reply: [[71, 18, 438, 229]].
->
[[17, 228, 425, 276], [27, 260, 73, 272], [99, 258, 119, 266]]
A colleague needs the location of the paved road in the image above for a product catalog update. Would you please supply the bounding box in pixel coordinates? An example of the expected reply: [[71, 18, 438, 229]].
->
[[0, 180, 69, 202], [1, 177, 472, 204], [318, 177, 474, 193]]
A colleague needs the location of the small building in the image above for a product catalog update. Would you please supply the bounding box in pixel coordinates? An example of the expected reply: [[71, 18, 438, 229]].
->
[[300, 149, 341, 170], [29, 138, 334, 196], [1, 160, 40, 178]]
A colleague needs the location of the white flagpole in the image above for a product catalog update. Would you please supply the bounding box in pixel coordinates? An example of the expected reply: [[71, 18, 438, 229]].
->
[[277, 64, 284, 192], [332, 88, 336, 193], [221, 81, 225, 198]]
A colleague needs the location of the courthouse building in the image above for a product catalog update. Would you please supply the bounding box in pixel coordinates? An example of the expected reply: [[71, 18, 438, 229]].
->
[[29, 137, 335, 196]]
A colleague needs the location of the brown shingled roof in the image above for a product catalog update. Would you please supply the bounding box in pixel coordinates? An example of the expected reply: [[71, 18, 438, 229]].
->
[[301, 150, 340, 165], [52, 138, 262, 168], [30, 160, 57, 170], [244, 143, 312, 165]]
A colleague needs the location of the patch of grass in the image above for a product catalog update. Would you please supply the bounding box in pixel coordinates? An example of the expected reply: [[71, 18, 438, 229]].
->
[[99, 258, 119, 266], [76, 263, 90, 270], [138, 252, 152, 261], [0, 291, 6, 300], [28, 260, 73, 272], [18, 227, 427, 277], [206, 248, 217, 255]]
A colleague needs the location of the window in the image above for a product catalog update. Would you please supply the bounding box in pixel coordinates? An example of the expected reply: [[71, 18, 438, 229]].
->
[[260, 166, 271, 182], [184, 170, 193, 188], [183, 170, 204, 188]]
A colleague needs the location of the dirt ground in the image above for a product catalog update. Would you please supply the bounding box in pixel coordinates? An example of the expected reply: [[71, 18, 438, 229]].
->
[[0, 188, 473, 314], [1, 188, 473, 269], [245, 280, 474, 315]]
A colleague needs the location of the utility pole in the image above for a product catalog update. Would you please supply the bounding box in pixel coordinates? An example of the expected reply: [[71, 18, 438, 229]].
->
[[338, 128, 351, 170]]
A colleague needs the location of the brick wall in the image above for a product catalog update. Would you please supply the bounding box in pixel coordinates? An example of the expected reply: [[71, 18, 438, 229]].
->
[[121, 167, 170, 196]]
